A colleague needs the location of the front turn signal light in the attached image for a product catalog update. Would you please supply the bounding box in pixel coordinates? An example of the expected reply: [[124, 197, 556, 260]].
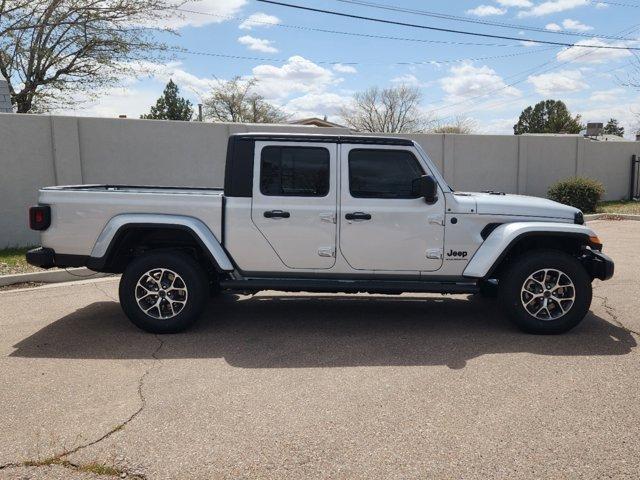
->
[[589, 235, 602, 247]]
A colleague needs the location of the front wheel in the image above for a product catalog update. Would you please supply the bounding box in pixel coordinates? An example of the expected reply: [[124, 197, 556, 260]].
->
[[498, 250, 592, 334], [119, 251, 209, 333]]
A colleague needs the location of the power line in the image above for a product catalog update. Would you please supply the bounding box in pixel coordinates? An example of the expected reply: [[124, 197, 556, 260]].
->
[[333, 0, 637, 41], [175, 8, 528, 48], [256, 0, 640, 51], [590, 0, 640, 7], [168, 45, 557, 67]]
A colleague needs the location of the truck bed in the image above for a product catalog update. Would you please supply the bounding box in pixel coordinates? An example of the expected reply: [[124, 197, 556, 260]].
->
[[39, 185, 225, 256]]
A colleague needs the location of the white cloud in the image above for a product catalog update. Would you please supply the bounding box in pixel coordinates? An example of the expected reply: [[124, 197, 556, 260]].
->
[[238, 35, 278, 53], [52, 58, 348, 121], [556, 38, 634, 64], [496, 0, 533, 7], [562, 18, 593, 31], [238, 12, 280, 30], [54, 61, 215, 118], [252, 56, 340, 99], [527, 69, 588, 95], [517, 0, 588, 17], [57, 87, 161, 118], [588, 88, 624, 103], [594, 1, 608, 7], [466, 5, 507, 16], [284, 92, 350, 120], [477, 117, 519, 134], [545, 23, 563, 31], [164, 0, 247, 28], [332, 64, 357, 74], [130, 61, 215, 97], [390, 74, 425, 87], [439, 62, 521, 102]]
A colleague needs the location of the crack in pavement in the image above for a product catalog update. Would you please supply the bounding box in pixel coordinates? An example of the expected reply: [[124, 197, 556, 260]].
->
[[93, 281, 119, 303], [0, 335, 165, 478], [0, 458, 145, 479], [594, 292, 640, 337]]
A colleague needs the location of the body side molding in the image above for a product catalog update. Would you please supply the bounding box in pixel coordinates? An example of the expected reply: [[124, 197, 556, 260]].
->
[[463, 222, 596, 278], [89, 213, 234, 271]]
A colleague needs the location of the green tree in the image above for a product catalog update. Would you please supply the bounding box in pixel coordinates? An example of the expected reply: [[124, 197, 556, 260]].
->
[[603, 118, 624, 137], [141, 80, 193, 121], [513, 100, 583, 135]]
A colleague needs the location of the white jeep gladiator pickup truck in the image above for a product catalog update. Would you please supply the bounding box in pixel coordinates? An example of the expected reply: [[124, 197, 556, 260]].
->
[[26, 133, 613, 334]]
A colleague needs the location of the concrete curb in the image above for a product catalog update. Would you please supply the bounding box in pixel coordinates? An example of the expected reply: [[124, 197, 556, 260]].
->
[[586, 213, 640, 221], [0, 275, 118, 294], [0, 267, 110, 287]]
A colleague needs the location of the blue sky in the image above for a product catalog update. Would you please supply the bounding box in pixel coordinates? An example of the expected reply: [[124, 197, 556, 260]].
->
[[63, 0, 640, 136]]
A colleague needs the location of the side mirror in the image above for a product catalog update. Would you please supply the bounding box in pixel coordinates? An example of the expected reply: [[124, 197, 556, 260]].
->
[[412, 175, 438, 204]]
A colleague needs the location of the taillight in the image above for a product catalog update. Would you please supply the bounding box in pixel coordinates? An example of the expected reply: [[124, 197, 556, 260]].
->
[[29, 205, 51, 231]]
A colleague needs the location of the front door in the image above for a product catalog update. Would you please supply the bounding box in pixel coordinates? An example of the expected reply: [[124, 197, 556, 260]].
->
[[251, 141, 338, 270], [339, 145, 445, 272]]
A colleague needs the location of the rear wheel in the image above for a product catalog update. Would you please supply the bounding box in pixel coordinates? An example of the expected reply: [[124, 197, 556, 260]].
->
[[119, 251, 208, 333], [498, 250, 592, 334]]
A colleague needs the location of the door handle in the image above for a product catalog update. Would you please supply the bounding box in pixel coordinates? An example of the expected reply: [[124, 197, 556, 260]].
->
[[345, 212, 372, 221], [264, 210, 290, 219]]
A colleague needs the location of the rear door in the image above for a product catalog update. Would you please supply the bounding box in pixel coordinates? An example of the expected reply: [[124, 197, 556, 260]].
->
[[251, 141, 338, 270], [339, 144, 445, 272]]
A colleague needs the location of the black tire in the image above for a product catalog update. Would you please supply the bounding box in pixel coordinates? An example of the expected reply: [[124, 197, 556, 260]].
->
[[119, 251, 209, 333], [498, 249, 592, 334], [477, 280, 498, 299]]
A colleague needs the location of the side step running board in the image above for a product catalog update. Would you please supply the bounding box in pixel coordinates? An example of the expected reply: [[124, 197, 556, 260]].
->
[[219, 278, 479, 294]]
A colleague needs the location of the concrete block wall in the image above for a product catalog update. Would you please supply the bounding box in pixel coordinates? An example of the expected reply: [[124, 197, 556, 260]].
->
[[0, 113, 638, 248], [0, 80, 12, 113]]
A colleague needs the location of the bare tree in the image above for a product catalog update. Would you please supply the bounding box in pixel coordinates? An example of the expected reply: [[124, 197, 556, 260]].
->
[[203, 76, 289, 124], [339, 85, 433, 133], [625, 52, 640, 89], [633, 117, 640, 137], [0, 0, 36, 37], [618, 53, 640, 132], [431, 116, 476, 134], [0, 0, 183, 113]]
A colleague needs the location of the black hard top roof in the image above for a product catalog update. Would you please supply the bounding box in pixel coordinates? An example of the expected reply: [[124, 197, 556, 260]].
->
[[231, 132, 414, 146]]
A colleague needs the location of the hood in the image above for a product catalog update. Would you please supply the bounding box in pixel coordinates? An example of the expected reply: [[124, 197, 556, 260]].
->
[[454, 192, 579, 220]]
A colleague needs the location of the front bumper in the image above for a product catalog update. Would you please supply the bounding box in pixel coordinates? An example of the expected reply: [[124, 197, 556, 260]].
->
[[26, 247, 88, 269], [583, 249, 614, 281]]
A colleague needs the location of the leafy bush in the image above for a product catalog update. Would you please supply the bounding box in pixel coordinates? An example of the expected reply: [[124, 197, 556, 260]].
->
[[547, 177, 605, 213]]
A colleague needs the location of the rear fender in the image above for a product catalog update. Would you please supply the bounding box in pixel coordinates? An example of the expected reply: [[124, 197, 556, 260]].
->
[[89, 213, 234, 272]]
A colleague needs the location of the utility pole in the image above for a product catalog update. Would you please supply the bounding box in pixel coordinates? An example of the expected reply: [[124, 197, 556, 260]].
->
[[198, 104, 203, 122]]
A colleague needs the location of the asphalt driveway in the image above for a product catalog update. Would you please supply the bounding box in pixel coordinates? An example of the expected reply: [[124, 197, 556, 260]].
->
[[1, 220, 639, 479]]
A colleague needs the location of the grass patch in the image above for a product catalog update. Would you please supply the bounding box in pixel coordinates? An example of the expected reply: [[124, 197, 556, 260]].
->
[[76, 462, 124, 476], [0, 247, 41, 275], [596, 200, 640, 215], [22, 456, 69, 467]]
